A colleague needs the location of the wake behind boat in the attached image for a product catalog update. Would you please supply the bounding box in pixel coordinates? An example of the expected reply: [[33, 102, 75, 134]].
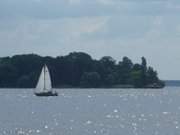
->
[[35, 64, 58, 97]]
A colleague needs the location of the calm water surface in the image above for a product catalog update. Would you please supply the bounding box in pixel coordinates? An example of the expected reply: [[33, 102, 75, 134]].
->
[[0, 87, 180, 135]]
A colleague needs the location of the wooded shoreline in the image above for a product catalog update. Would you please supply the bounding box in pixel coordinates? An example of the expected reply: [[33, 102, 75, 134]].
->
[[0, 52, 165, 88]]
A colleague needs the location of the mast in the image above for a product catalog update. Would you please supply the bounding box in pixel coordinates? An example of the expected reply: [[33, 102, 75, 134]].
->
[[44, 65, 46, 91]]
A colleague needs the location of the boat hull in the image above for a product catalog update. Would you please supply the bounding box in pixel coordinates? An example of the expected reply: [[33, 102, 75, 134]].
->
[[35, 91, 58, 97]]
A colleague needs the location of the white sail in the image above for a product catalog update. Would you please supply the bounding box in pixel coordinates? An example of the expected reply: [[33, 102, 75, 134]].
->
[[36, 65, 52, 92]]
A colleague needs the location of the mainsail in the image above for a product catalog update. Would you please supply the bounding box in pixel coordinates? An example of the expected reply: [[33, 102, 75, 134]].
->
[[36, 65, 52, 92]]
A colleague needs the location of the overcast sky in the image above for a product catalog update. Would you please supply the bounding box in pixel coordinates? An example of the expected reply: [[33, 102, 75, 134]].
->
[[0, 0, 180, 79]]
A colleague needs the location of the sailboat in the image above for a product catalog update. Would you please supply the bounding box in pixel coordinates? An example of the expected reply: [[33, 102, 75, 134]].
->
[[35, 64, 58, 96]]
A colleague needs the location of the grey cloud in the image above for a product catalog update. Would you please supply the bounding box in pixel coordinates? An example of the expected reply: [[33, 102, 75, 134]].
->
[[0, 0, 180, 79], [0, 0, 180, 20]]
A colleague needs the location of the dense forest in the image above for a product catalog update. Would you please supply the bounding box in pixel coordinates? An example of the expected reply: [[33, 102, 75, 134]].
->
[[0, 52, 164, 88]]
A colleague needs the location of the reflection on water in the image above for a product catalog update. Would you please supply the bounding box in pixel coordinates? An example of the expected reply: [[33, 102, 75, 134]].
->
[[0, 87, 180, 135]]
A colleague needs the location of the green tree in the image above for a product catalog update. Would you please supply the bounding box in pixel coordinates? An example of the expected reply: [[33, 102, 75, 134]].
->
[[17, 75, 31, 88], [131, 71, 143, 88], [141, 57, 147, 85], [104, 73, 116, 87], [0, 64, 18, 87], [0, 52, 164, 88], [131, 64, 142, 87], [65, 52, 93, 86], [118, 57, 133, 84], [80, 72, 101, 88], [146, 67, 158, 84], [98, 56, 116, 86]]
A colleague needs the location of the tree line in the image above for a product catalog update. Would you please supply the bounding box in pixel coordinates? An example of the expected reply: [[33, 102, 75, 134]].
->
[[0, 52, 165, 88]]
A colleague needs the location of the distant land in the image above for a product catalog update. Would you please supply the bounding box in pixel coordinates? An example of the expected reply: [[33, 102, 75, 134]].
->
[[0, 52, 164, 88], [165, 80, 180, 87]]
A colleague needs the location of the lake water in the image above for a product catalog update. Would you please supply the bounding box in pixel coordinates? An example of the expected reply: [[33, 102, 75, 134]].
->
[[0, 87, 180, 135]]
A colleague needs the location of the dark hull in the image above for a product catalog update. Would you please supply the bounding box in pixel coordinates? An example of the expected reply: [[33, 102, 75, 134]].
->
[[35, 91, 58, 97]]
